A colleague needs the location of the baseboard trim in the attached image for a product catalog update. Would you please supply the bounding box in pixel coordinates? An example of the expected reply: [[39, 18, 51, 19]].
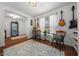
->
[[0, 46, 4, 56]]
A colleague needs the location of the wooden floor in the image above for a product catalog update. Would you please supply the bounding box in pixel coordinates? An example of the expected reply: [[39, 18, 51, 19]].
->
[[0, 37, 78, 56], [5, 37, 29, 48], [0, 47, 4, 56], [0, 36, 29, 56]]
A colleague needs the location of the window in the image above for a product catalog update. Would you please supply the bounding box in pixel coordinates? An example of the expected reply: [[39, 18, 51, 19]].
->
[[39, 17, 45, 35], [49, 14, 57, 34]]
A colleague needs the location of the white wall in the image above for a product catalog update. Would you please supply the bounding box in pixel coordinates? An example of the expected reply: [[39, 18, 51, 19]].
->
[[0, 4, 5, 47], [25, 17, 34, 38], [0, 8, 5, 47], [4, 18, 27, 37], [77, 2, 79, 55], [36, 3, 77, 46], [0, 4, 33, 47]]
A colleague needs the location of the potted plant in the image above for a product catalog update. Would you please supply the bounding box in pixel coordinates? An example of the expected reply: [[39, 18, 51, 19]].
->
[[43, 29, 48, 40]]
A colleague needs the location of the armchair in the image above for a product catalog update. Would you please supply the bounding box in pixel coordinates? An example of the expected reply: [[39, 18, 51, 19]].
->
[[52, 30, 66, 50]]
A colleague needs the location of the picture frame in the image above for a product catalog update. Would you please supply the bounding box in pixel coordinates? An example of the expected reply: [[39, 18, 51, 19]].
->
[[11, 22, 19, 37], [30, 19, 33, 26]]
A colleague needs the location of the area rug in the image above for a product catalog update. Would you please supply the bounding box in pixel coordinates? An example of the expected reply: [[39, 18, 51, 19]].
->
[[4, 40, 64, 56]]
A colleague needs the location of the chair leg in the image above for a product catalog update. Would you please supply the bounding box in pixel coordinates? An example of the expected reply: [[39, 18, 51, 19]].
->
[[60, 41, 65, 50], [51, 40, 55, 46], [60, 42, 62, 51], [60, 42, 64, 51], [63, 41, 65, 49]]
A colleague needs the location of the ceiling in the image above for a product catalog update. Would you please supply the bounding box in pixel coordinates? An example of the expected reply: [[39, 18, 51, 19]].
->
[[1, 2, 73, 17]]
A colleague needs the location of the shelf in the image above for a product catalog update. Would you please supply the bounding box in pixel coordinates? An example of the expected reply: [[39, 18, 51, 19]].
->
[[71, 30, 78, 32], [70, 28, 77, 31], [69, 21, 78, 53], [72, 37, 78, 44], [73, 36, 78, 41], [73, 44, 78, 52]]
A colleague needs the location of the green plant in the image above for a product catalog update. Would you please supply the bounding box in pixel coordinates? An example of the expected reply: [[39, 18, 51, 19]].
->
[[43, 30, 47, 36]]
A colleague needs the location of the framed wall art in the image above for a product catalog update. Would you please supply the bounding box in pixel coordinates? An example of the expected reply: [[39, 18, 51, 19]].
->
[[11, 22, 19, 37]]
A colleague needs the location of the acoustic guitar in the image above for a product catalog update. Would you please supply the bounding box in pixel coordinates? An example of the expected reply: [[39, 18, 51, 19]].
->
[[58, 11, 65, 26]]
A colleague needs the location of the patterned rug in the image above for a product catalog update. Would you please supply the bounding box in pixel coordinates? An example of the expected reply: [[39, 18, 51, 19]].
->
[[4, 40, 64, 56]]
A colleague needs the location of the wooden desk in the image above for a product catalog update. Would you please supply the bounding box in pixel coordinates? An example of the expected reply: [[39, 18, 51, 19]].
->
[[32, 29, 41, 39]]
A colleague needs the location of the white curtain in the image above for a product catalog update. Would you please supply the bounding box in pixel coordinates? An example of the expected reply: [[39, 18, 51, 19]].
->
[[39, 17, 45, 35], [49, 14, 57, 34]]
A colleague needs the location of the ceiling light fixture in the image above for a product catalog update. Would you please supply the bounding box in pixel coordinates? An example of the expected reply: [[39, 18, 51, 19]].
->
[[29, 0, 37, 7], [9, 14, 21, 19], [29, 2, 37, 7]]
